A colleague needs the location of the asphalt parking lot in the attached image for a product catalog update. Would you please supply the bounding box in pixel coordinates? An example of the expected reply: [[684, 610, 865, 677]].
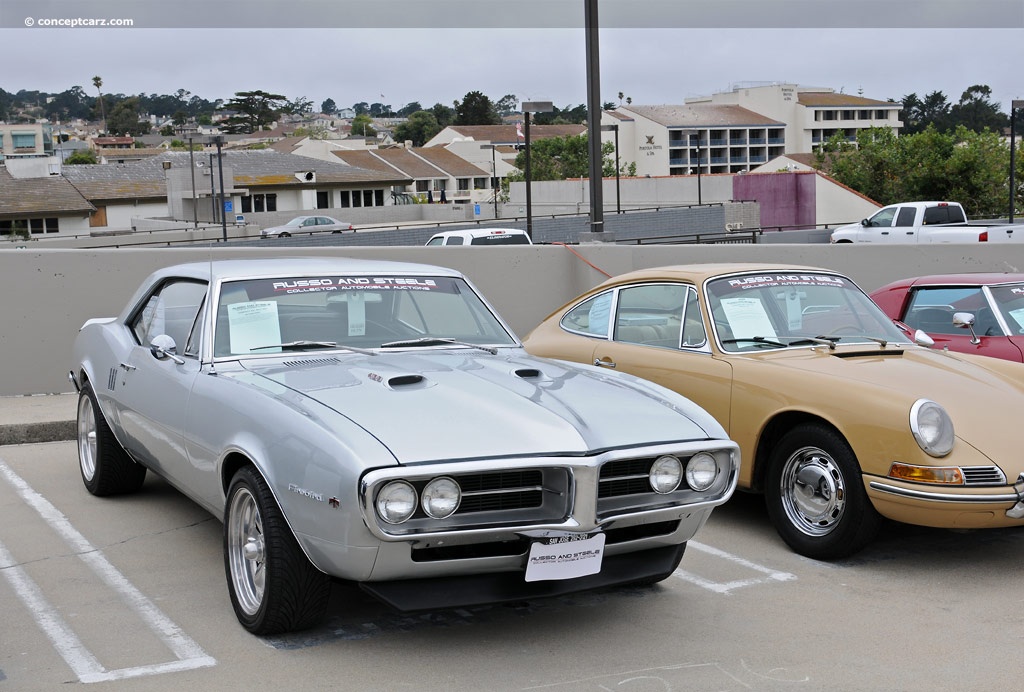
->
[[2, 440, 1022, 692]]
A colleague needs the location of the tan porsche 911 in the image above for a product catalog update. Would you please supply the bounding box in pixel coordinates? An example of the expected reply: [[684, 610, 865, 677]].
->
[[523, 264, 1024, 559]]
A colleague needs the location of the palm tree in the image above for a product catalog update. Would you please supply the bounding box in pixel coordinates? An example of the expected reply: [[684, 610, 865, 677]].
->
[[92, 75, 105, 134]]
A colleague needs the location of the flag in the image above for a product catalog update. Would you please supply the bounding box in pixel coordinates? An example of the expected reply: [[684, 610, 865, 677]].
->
[[515, 123, 524, 140]]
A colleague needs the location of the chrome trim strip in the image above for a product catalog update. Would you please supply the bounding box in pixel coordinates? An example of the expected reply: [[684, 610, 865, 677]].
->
[[869, 480, 1018, 504]]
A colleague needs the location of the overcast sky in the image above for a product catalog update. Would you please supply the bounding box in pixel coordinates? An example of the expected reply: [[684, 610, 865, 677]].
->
[[2, 1, 1023, 115]]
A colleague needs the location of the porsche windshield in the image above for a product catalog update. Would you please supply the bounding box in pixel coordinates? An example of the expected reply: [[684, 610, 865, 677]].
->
[[213, 275, 516, 357], [706, 272, 907, 352]]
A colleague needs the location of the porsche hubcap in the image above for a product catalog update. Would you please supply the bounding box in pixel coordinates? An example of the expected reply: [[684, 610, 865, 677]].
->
[[780, 446, 846, 537], [228, 487, 266, 616], [77, 395, 97, 481]]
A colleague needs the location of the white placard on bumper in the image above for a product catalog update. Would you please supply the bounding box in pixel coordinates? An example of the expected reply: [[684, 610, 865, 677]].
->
[[524, 532, 606, 582]]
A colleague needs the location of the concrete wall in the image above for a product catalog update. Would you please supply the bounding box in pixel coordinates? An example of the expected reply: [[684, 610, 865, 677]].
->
[[4, 242, 1024, 396]]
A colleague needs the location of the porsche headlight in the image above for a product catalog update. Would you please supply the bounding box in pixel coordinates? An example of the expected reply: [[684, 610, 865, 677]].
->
[[685, 452, 720, 492], [421, 477, 461, 519], [649, 455, 683, 493], [910, 399, 954, 457], [376, 481, 418, 524]]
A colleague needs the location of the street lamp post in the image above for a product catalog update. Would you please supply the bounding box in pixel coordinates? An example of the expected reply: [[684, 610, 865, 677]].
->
[[482, 144, 499, 219], [601, 124, 621, 213], [521, 101, 553, 240], [209, 135, 227, 242], [1011, 100, 1023, 223]]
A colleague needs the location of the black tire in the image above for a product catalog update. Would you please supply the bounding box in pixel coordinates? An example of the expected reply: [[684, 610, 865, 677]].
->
[[764, 424, 882, 560], [279, 232, 290, 238], [77, 382, 146, 496], [224, 466, 331, 635]]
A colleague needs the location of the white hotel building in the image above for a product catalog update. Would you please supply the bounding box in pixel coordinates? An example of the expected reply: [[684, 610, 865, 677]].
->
[[602, 83, 903, 178]]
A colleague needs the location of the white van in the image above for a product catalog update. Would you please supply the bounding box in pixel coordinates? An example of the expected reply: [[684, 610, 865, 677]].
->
[[425, 228, 532, 246]]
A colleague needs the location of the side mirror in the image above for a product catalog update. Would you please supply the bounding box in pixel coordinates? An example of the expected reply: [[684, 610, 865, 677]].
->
[[913, 329, 935, 347], [953, 312, 981, 345], [150, 334, 185, 364], [861, 218, 870, 227]]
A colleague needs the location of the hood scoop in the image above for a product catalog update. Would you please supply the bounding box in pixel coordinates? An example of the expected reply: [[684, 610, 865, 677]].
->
[[386, 374, 427, 389], [831, 349, 905, 359], [514, 367, 543, 379]]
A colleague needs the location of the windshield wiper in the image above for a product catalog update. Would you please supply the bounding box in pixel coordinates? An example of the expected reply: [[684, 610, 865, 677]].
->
[[379, 337, 498, 355], [813, 334, 890, 348], [250, 341, 377, 355], [720, 336, 787, 349]]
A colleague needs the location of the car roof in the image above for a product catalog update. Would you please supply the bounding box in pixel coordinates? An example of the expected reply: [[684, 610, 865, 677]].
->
[[593, 263, 837, 288], [148, 257, 466, 283], [899, 273, 1024, 287], [430, 228, 527, 239]]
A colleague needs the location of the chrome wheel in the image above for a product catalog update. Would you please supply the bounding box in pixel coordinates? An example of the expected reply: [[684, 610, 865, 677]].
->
[[77, 392, 98, 482], [779, 445, 847, 537], [227, 486, 265, 617]]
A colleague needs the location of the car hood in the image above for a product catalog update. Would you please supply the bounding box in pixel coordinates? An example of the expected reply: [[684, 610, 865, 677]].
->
[[738, 344, 1024, 462], [241, 350, 716, 463]]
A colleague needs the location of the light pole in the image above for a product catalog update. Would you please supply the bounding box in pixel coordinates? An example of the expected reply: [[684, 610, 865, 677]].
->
[[521, 101, 553, 240], [187, 136, 198, 230], [601, 124, 621, 213], [1011, 100, 1023, 223], [210, 135, 227, 242], [584, 0, 604, 234], [482, 144, 499, 219]]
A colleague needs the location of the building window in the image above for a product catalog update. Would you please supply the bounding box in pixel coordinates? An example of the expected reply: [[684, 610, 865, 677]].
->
[[457, 178, 470, 191], [374, 189, 384, 206], [352, 190, 362, 207], [339, 190, 350, 208], [316, 190, 330, 209], [363, 190, 373, 207], [12, 132, 36, 149]]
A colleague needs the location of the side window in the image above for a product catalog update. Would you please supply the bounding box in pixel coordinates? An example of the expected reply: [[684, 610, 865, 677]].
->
[[681, 287, 707, 347], [560, 292, 613, 338], [904, 287, 983, 335], [895, 207, 917, 227], [446, 236, 464, 246], [868, 207, 897, 227], [613, 284, 686, 348], [129, 280, 208, 354]]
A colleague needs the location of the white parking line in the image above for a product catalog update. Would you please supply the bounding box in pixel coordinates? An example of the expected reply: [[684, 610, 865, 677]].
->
[[0, 458, 216, 683], [673, 540, 797, 594]]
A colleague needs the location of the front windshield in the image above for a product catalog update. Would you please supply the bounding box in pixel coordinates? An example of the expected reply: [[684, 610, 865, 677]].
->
[[706, 272, 907, 352], [989, 284, 1024, 334], [213, 274, 517, 357]]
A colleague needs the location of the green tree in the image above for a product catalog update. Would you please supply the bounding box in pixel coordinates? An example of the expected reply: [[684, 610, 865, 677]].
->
[[65, 149, 98, 164], [429, 103, 456, 129], [495, 94, 518, 116], [507, 134, 616, 181], [321, 98, 337, 115], [284, 96, 314, 115], [949, 85, 1007, 133], [350, 113, 376, 138], [454, 91, 500, 125], [397, 101, 423, 118], [106, 97, 151, 136], [220, 90, 287, 134], [393, 111, 440, 146]]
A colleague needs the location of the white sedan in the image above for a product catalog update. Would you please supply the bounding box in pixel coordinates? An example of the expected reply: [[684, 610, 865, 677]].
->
[[260, 215, 354, 238]]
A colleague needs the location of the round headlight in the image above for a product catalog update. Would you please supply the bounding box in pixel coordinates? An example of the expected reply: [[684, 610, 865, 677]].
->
[[685, 452, 720, 492], [649, 455, 683, 494], [376, 481, 418, 524], [421, 477, 461, 519], [910, 399, 955, 457]]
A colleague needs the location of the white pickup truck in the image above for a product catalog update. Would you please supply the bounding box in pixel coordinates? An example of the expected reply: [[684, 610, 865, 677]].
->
[[830, 201, 1024, 243]]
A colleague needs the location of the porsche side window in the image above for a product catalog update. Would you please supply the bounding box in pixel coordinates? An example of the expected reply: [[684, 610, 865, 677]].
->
[[681, 287, 707, 347], [561, 292, 612, 338], [129, 280, 208, 353], [613, 284, 685, 348]]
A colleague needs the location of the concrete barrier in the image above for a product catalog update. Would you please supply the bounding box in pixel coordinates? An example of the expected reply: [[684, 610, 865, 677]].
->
[[3, 243, 1023, 395]]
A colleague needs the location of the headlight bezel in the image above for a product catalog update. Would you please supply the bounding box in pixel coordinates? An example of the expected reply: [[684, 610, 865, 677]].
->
[[375, 480, 418, 524], [421, 476, 462, 519], [648, 454, 683, 494], [685, 452, 720, 492], [910, 398, 955, 458]]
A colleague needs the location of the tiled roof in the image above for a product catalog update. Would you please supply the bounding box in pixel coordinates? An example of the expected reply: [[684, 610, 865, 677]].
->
[[331, 150, 404, 175], [621, 105, 784, 128], [441, 124, 587, 145], [0, 168, 93, 217], [61, 150, 410, 202], [364, 149, 447, 178], [412, 147, 488, 176], [797, 93, 899, 107]]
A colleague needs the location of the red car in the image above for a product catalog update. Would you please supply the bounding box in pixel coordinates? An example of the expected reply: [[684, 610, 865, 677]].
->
[[870, 273, 1024, 361]]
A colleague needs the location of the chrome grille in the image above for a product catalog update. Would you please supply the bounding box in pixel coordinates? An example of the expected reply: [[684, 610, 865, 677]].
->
[[456, 469, 545, 514], [962, 466, 1006, 486], [600, 456, 689, 497]]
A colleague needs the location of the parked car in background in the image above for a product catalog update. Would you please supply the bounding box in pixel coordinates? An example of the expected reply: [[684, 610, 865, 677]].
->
[[870, 273, 1024, 361], [260, 215, 354, 238], [830, 201, 1024, 243], [523, 263, 1024, 560], [70, 257, 739, 634], [425, 228, 532, 246]]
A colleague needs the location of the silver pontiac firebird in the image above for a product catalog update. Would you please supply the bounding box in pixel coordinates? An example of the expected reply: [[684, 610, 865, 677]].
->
[[70, 257, 739, 635]]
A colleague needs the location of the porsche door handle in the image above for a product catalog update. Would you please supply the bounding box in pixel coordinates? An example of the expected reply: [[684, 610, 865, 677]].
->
[[594, 358, 616, 369]]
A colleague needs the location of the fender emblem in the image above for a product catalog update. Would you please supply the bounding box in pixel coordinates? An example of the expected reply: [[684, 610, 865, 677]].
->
[[329, 497, 340, 509]]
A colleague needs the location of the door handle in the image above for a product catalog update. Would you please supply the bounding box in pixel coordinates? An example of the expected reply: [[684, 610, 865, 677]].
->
[[119, 362, 136, 372], [594, 359, 616, 369]]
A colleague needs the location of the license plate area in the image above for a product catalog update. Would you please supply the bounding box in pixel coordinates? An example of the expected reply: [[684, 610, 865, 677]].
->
[[523, 531, 605, 582]]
